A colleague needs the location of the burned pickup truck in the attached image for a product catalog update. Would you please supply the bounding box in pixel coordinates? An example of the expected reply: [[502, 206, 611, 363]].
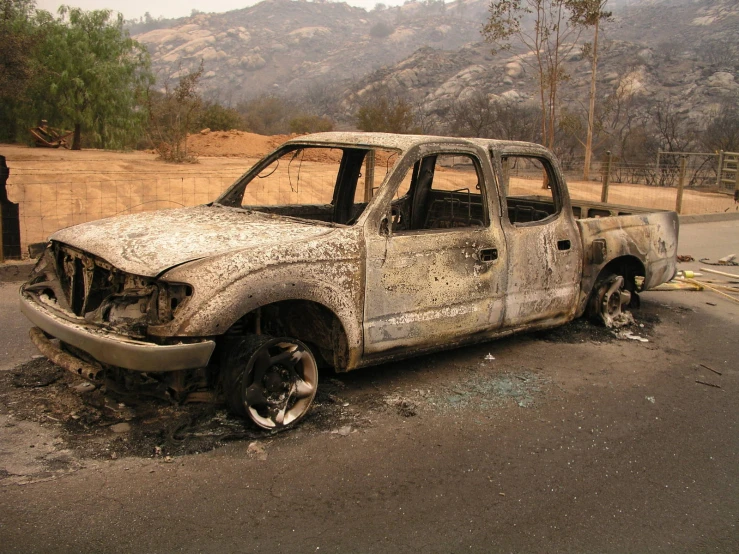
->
[[20, 133, 678, 429]]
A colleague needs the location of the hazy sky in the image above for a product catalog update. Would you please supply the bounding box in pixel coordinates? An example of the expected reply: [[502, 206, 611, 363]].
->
[[35, 0, 398, 20]]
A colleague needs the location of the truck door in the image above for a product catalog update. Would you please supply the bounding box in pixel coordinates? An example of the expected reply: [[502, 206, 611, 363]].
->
[[363, 146, 508, 355], [491, 148, 582, 328]]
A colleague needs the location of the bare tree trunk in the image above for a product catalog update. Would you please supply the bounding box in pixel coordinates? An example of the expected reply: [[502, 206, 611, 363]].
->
[[583, 17, 600, 180], [72, 123, 81, 150]]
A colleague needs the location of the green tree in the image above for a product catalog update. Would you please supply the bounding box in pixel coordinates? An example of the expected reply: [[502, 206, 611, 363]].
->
[[32, 6, 152, 149], [0, 0, 40, 141], [0, 0, 37, 99]]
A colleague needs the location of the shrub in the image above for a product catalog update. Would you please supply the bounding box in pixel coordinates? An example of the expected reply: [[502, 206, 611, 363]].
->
[[369, 21, 394, 38], [289, 114, 334, 134], [196, 102, 245, 132], [356, 90, 417, 134]]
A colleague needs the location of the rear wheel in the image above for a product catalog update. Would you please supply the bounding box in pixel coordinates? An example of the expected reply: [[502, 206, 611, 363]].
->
[[588, 273, 633, 327], [223, 335, 318, 429]]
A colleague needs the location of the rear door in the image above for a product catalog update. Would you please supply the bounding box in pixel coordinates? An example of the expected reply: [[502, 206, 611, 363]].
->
[[363, 144, 508, 355], [491, 146, 582, 328]]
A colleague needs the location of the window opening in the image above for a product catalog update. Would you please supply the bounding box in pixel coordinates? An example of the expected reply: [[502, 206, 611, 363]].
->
[[392, 153, 488, 233], [218, 145, 404, 226], [500, 155, 559, 225]]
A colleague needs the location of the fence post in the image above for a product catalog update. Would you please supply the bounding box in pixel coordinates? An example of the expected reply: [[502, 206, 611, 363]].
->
[[735, 159, 739, 202], [717, 150, 724, 188], [676, 155, 687, 214], [601, 151, 612, 203]]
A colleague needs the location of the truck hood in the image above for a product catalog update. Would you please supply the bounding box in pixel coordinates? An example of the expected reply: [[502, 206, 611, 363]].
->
[[51, 205, 335, 277]]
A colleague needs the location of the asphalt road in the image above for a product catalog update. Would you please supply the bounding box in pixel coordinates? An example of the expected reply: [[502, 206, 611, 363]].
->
[[0, 219, 737, 553], [0, 281, 34, 371]]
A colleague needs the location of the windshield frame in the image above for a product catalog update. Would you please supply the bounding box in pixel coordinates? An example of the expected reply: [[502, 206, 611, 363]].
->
[[214, 142, 405, 227]]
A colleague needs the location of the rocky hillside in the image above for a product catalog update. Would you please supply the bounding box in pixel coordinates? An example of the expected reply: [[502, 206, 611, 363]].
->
[[133, 0, 489, 100], [344, 0, 739, 122], [133, 0, 738, 123]]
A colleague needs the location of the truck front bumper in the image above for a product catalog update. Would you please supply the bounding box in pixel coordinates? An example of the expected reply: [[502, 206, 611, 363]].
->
[[20, 293, 215, 373]]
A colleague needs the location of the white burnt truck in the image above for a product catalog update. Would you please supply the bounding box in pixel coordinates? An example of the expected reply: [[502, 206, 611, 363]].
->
[[20, 133, 678, 429]]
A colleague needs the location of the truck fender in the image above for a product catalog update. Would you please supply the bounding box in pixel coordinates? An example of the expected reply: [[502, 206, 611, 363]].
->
[[173, 269, 363, 370]]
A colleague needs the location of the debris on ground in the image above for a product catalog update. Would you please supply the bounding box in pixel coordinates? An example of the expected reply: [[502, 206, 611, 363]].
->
[[606, 311, 636, 329], [652, 265, 739, 304], [247, 441, 268, 460], [695, 380, 721, 389], [72, 382, 96, 393], [484, 353, 496, 361], [419, 371, 546, 412], [331, 425, 352, 436], [700, 364, 722, 376], [652, 281, 704, 291], [328, 378, 347, 389], [699, 267, 739, 280], [29, 122, 74, 149], [535, 317, 617, 343], [616, 331, 649, 342], [110, 422, 131, 433], [0, 311, 656, 466], [687, 278, 739, 304], [11, 359, 63, 388], [0, 358, 355, 461], [677, 255, 694, 262], [699, 255, 738, 266]]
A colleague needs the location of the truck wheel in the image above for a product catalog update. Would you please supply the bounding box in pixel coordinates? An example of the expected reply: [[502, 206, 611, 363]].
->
[[222, 335, 318, 430], [588, 273, 632, 327]]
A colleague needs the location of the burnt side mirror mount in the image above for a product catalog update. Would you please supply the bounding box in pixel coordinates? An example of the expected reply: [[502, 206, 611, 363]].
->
[[379, 214, 392, 238]]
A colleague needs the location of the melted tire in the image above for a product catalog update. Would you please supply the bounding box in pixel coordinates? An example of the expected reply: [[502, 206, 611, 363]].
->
[[222, 334, 319, 429]]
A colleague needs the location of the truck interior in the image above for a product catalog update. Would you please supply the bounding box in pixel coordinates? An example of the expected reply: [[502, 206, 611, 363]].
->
[[390, 153, 489, 232], [234, 145, 370, 225], [225, 145, 490, 231]]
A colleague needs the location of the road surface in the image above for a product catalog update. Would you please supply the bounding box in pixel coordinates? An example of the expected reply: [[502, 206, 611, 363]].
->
[[0, 219, 737, 553]]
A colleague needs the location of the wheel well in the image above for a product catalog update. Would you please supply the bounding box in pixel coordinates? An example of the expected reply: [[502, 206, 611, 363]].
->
[[221, 300, 350, 370], [598, 256, 646, 291]]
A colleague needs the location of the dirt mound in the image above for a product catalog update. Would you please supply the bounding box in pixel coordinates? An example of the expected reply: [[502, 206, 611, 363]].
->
[[187, 129, 294, 158]]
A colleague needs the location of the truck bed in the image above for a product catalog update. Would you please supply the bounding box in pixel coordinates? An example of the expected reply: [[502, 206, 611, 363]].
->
[[507, 194, 672, 222]]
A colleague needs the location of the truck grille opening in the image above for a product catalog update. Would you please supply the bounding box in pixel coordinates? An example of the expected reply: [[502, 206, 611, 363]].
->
[[53, 243, 119, 317]]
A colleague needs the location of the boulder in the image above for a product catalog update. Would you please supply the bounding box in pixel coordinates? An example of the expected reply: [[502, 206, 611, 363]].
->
[[241, 54, 267, 71], [505, 61, 524, 78]]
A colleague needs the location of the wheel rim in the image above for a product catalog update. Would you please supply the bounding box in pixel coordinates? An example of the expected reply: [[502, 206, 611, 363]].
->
[[599, 275, 632, 327], [242, 339, 318, 429]]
